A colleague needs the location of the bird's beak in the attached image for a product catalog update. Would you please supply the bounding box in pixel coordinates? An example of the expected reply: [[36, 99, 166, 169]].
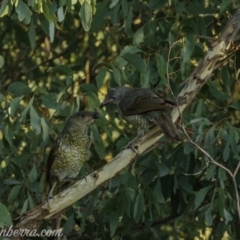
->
[[99, 98, 113, 108], [92, 112, 99, 119]]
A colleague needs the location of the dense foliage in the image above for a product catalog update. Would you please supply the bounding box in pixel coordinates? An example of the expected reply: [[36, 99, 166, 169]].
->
[[0, 0, 240, 239]]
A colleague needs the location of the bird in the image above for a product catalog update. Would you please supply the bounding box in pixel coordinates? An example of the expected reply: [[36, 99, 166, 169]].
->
[[100, 86, 181, 141], [45, 111, 99, 201]]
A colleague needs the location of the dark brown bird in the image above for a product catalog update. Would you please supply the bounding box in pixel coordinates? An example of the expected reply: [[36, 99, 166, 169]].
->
[[100, 86, 181, 140], [46, 111, 99, 200]]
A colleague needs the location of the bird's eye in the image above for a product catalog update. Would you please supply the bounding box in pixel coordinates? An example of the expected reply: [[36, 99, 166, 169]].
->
[[111, 95, 116, 100], [81, 113, 85, 118]]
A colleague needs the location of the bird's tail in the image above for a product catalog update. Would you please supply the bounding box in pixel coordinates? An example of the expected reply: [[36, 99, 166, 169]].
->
[[157, 112, 181, 141]]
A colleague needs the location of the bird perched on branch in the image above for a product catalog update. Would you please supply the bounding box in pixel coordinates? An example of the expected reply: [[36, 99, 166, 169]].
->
[[45, 111, 99, 201], [100, 86, 181, 141]]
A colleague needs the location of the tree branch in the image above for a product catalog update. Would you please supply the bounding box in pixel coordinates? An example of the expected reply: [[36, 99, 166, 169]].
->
[[14, 7, 240, 231]]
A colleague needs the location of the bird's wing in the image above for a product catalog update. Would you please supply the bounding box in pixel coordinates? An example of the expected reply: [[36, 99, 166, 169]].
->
[[119, 89, 176, 115], [46, 141, 59, 184]]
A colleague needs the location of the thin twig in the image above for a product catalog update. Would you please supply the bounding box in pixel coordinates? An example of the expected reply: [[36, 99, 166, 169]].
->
[[182, 163, 208, 176], [166, 39, 240, 224], [233, 160, 240, 177]]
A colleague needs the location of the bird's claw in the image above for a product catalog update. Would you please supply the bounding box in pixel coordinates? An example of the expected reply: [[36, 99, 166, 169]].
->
[[124, 143, 139, 154], [43, 194, 53, 208], [122, 138, 140, 155], [79, 175, 87, 182]]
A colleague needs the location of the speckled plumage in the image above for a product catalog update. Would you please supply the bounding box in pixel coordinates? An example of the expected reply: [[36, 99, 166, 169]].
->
[[100, 86, 181, 140], [46, 111, 99, 198]]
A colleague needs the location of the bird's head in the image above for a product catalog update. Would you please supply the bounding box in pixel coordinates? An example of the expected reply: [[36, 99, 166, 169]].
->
[[100, 86, 131, 108], [69, 111, 99, 127]]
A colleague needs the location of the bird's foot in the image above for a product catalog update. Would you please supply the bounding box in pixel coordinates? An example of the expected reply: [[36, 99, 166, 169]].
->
[[122, 136, 143, 154], [44, 194, 53, 208], [45, 182, 57, 208], [122, 142, 139, 154]]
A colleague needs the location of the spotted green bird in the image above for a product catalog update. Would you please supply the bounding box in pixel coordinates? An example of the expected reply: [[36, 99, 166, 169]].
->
[[100, 86, 181, 140], [46, 111, 99, 200]]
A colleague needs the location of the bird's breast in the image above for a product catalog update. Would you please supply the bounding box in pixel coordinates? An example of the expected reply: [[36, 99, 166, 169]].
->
[[50, 136, 90, 182], [122, 114, 150, 128]]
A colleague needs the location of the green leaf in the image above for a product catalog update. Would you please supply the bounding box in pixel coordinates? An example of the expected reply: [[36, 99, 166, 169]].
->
[[158, 163, 169, 177], [57, 7, 65, 22], [91, 2, 108, 32], [7, 81, 31, 97], [110, 211, 118, 237], [8, 185, 22, 202], [126, 187, 135, 201], [205, 206, 213, 225], [109, 2, 120, 25], [16, 0, 31, 23], [28, 20, 36, 49], [217, 188, 225, 217], [50, 1, 58, 15], [20, 199, 28, 215], [4, 125, 14, 148], [208, 81, 229, 101], [40, 94, 59, 110], [80, 83, 97, 94], [229, 102, 240, 110], [120, 45, 141, 55], [182, 35, 195, 63], [94, 138, 104, 160], [220, 128, 228, 141], [10, 97, 22, 116], [0, 203, 12, 227], [42, 0, 53, 21], [109, 0, 119, 8], [122, 53, 146, 73], [183, 142, 193, 155], [194, 186, 211, 210], [112, 65, 121, 85], [41, 117, 50, 141], [79, 1, 92, 31], [49, 65, 73, 74], [124, 6, 133, 37], [204, 127, 215, 157], [218, 168, 226, 189], [223, 208, 233, 224], [0, 55, 4, 68], [156, 54, 167, 86], [229, 126, 239, 155], [49, 21, 55, 42], [0, 0, 8, 17], [178, 175, 194, 193], [28, 164, 38, 183], [133, 191, 144, 223], [148, 0, 167, 10], [86, 92, 100, 107], [133, 27, 144, 45], [153, 180, 165, 203], [122, 0, 128, 17], [114, 57, 128, 68], [27, 191, 35, 209], [30, 106, 41, 135], [220, 0, 231, 13], [19, 96, 34, 122], [4, 179, 22, 185], [205, 164, 216, 180], [59, 0, 66, 7], [223, 141, 230, 161], [63, 214, 75, 235], [96, 67, 107, 89]]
